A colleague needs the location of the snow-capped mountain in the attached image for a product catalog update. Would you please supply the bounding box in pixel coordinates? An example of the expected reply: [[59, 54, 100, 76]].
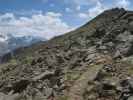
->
[[0, 33, 45, 55]]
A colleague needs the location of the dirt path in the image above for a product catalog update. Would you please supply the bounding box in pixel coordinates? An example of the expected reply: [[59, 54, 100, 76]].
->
[[67, 65, 103, 100]]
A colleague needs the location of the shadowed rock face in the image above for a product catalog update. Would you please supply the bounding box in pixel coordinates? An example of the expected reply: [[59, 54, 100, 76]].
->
[[1, 8, 133, 100]]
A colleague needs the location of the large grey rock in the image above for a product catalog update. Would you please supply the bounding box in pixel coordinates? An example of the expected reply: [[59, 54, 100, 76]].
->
[[0, 92, 20, 100], [128, 96, 133, 100], [32, 71, 55, 81], [122, 56, 133, 64]]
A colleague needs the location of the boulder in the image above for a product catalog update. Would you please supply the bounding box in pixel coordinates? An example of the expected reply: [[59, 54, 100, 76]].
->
[[128, 96, 133, 100], [12, 79, 30, 93]]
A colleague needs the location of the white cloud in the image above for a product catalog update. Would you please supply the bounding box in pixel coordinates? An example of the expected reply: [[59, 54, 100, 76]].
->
[[78, 13, 88, 19], [0, 12, 73, 39], [86, 0, 131, 19], [88, 1, 106, 18], [0, 33, 8, 42], [76, 6, 81, 11], [78, 1, 105, 20], [13, 10, 43, 16], [76, 0, 131, 21], [50, 3, 55, 7], [73, 0, 101, 6], [116, 0, 130, 9], [42, 0, 48, 3], [65, 8, 73, 12]]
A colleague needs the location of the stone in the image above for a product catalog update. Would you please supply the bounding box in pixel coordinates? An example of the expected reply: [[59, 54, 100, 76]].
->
[[113, 50, 122, 59], [32, 71, 55, 81], [119, 77, 133, 100], [103, 64, 115, 72], [44, 88, 53, 98], [116, 86, 123, 92], [68, 65, 103, 100], [128, 78, 133, 91], [84, 53, 96, 61], [106, 42, 114, 47], [37, 57, 43, 63], [128, 96, 133, 100], [102, 80, 116, 90], [12, 79, 30, 93], [0, 92, 21, 100], [122, 56, 133, 65], [1, 8, 133, 100], [99, 46, 107, 50], [31, 59, 36, 65], [88, 94, 97, 100]]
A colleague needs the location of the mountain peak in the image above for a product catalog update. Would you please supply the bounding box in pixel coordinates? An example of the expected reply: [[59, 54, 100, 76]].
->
[[1, 8, 133, 100]]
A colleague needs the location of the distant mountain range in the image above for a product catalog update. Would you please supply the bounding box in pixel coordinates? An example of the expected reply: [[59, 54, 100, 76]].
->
[[0, 33, 45, 55]]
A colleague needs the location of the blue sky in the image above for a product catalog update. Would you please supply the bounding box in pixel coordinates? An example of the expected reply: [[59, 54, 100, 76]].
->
[[0, 0, 133, 39]]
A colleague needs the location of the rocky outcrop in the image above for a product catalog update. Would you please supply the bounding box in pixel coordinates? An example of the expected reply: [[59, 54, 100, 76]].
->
[[1, 8, 133, 100]]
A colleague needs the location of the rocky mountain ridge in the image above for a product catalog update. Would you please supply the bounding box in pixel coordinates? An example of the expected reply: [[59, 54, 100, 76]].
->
[[0, 8, 133, 100]]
